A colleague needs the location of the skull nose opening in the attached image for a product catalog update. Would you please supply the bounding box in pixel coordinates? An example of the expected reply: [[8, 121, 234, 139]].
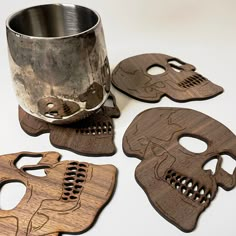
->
[[220, 154, 236, 175], [203, 158, 218, 175], [179, 136, 208, 153], [168, 59, 183, 73], [168, 59, 184, 68], [15, 154, 43, 169], [147, 64, 166, 75], [203, 154, 236, 175], [23, 167, 48, 177], [0, 181, 26, 210], [15, 154, 48, 177]]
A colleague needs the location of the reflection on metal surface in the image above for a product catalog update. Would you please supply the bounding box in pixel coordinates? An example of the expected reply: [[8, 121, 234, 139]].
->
[[6, 4, 110, 124]]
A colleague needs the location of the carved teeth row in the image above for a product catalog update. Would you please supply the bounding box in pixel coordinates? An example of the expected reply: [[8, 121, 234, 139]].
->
[[77, 122, 113, 135], [165, 169, 211, 205], [178, 73, 207, 89], [62, 162, 88, 201]]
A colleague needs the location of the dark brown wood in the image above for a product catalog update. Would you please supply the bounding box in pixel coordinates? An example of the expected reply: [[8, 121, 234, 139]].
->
[[0, 151, 117, 235], [112, 53, 223, 102], [19, 94, 120, 156], [123, 107, 236, 232]]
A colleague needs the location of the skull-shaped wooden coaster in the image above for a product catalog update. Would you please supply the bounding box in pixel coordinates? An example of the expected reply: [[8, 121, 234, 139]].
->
[[19, 94, 120, 156], [112, 53, 223, 102], [123, 108, 236, 232], [0, 151, 117, 235]]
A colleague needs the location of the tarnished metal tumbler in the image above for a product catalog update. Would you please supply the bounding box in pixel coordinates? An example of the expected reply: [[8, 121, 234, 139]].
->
[[6, 4, 110, 124]]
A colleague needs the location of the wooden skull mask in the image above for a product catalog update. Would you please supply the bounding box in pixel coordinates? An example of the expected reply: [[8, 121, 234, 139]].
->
[[112, 54, 223, 102], [123, 108, 236, 232], [0, 152, 117, 235]]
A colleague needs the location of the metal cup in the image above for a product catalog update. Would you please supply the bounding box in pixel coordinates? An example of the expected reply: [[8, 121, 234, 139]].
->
[[6, 4, 110, 124]]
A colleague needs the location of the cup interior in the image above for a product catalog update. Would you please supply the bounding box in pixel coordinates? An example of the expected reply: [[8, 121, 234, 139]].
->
[[7, 4, 99, 37]]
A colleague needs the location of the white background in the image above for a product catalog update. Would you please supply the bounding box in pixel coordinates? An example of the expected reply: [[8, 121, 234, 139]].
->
[[0, 0, 236, 235]]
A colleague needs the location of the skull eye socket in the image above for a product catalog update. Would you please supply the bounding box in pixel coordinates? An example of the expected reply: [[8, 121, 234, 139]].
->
[[147, 64, 166, 75], [179, 136, 208, 154], [0, 181, 26, 210]]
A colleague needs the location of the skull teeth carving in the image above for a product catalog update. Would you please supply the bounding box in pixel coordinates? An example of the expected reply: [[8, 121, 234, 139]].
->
[[165, 169, 212, 206], [62, 162, 88, 201], [77, 122, 113, 135], [178, 73, 207, 89]]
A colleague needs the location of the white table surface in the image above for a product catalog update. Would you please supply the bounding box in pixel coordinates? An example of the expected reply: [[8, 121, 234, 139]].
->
[[0, 0, 235, 235]]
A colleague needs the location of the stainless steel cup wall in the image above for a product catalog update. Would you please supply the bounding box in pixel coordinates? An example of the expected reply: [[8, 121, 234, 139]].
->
[[6, 4, 110, 124]]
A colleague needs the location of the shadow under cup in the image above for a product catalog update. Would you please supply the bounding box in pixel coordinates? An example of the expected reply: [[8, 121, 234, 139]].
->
[[6, 4, 110, 124]]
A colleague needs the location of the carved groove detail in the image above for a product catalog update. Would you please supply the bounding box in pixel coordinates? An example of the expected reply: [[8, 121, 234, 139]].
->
[[62, 162, 88, 201], [165, 169, 212, 205], [178, 74, 207, 89], [76, 122, 113, 136]]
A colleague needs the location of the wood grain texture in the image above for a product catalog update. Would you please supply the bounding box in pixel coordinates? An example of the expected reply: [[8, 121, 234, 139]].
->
[[19, 94, 120, 156], [0, 151, 117, 235], [112, 53, 223, 102], [123, 107, 236, 232]]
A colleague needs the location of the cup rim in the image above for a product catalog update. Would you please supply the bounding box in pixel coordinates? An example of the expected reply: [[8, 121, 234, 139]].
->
[[6, 3, 101, 40]]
